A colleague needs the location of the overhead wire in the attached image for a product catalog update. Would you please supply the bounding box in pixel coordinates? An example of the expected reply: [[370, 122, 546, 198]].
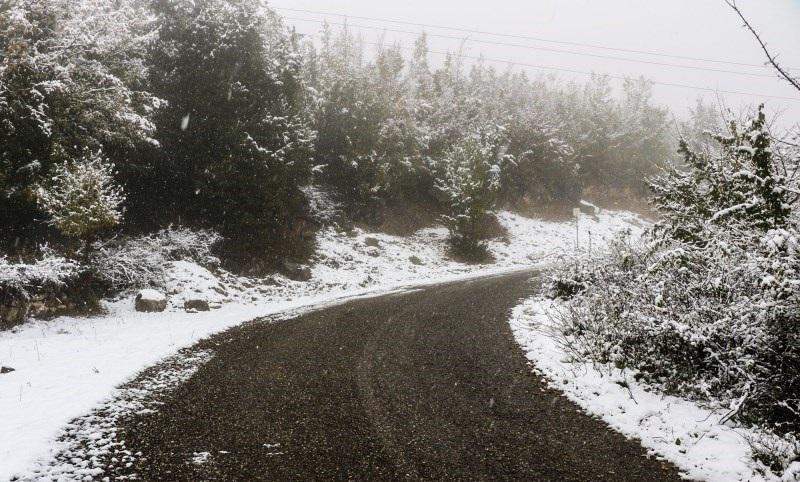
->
[[283, 16, 779, 79], [273, 6, 799, 71], [290, 30, 800, 102]]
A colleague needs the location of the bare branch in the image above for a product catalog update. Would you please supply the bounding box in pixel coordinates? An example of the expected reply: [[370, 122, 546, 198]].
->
[[724, 0, 800, 93]]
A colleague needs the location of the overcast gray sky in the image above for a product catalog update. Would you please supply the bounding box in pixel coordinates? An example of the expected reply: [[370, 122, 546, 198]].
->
[[271, 0, 800, 129]]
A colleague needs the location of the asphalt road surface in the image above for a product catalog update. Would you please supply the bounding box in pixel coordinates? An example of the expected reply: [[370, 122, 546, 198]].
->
[[114, 271, 684, 481]]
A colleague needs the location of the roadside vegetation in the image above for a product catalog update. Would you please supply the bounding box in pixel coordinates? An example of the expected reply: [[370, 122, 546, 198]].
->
[[0, 0, 685, 320], [542, 3, 800, 471], [549, 107, 800, 471]]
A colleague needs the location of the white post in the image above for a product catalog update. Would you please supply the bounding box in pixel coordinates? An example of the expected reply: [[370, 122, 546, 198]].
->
[[573, 207, 580, 251]]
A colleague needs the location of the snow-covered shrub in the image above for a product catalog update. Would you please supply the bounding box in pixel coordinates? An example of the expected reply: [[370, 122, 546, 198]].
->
[[36, 150, 125, 248], [0, 248, 81, 299], [650, 106, 790, 245], [551, 230, 800, 469], [89, 228, 221, 293], [546, 248, 611, 300], [436, 125, 511, 259], [747, 431, 800, 476], [549, 108, 800, 471]]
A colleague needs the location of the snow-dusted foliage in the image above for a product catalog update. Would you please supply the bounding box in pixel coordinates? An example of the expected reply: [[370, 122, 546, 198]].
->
[[0, 248, 81, 298], [147, 0, 316, 265], [2, 0, 321, 269], [436, 125, 510, 258], [35, 151, 125, 243], [650, 106, 791, 244], [554, 75, 673, 199], [90, 227, 221, 293], [1, 3, 677, 269], [548, 108, 800, 472], [0, 0, 159, 238], [679, 98, 726, 153], [305, 28, 672, 222], [308, 26, 430, 214]]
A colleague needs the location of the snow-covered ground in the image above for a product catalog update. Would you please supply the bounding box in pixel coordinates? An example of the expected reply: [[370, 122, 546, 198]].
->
[[510, 298, 800, 482], [0, 209, 643, 480]]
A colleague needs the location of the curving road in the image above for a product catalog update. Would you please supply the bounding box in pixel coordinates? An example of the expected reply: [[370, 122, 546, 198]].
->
[[114, 271, 684, 481]]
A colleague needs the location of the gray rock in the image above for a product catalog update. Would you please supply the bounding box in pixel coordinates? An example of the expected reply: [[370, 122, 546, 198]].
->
[[0, 366, 15, 374], [364, 237, 381, 248], [0, 302, 29, 329], [184, 299, 210, 312], [409, 255, 423, 266], [135, 289, 167, 313], [283, 261, 312, 282]]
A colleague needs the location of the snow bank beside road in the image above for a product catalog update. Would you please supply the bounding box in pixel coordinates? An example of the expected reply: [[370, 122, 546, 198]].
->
[[510, 298, 799, 482], [0, 209, 642, 480], [312, 209, 645, 288]]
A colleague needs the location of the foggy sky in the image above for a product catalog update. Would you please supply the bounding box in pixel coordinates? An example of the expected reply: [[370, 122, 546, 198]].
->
[[274, 0, 800, 130]]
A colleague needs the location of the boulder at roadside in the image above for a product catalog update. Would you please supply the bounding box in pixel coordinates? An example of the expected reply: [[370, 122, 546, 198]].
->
[[135, 289, 167, 313]]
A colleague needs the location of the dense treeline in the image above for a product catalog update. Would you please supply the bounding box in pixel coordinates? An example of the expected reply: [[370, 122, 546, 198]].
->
[[308, 28, 675, 222], [1, 0, 682, 269]]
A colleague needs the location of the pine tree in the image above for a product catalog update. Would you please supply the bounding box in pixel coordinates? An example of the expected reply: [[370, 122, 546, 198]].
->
[[436, 125, 510, 259], [650, 105, 790, 246], [36, 150, 125, 253], [148, 0, 315, 266]]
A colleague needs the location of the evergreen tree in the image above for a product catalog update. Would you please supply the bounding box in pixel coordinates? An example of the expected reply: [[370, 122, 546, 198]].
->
[[148, 0, 315, 267], [0, 0, 158, 249], [614, 78, 671, 194], [650, 105, 790, 246], [309, 27, 431, 218], [680, 98, 725, 153], [436, 125, 510, 259], [36, 150, 125, 253]]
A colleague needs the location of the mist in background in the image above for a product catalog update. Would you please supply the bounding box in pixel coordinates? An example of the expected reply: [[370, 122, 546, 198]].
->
[[277, 0, 800, 129]]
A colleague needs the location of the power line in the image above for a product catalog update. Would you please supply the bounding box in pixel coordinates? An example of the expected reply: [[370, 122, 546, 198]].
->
[[284, 16, 778, 80], [273, 6, 795, 71], [296, 32, 800, 102]]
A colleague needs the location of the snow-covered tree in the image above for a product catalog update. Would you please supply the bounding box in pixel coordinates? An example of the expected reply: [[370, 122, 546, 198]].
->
[[0, 0, 159, 247], [498, 72, 580, 207], [680, 98, 725, 153], [308, 26, 431, 218], [36, 150, 125, 250], [436, 125, 510, 258], [549, 75, 672, 199], [650, 105, 790, 246], [148, 0, 315, 266], [614, 78, 672, 193]]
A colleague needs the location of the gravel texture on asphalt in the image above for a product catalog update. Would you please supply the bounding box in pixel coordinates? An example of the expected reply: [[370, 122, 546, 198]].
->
[[109, 271, 685, 481]]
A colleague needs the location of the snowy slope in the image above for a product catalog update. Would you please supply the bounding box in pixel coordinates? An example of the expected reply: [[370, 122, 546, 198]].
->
[[0, 209, 643, 480]]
